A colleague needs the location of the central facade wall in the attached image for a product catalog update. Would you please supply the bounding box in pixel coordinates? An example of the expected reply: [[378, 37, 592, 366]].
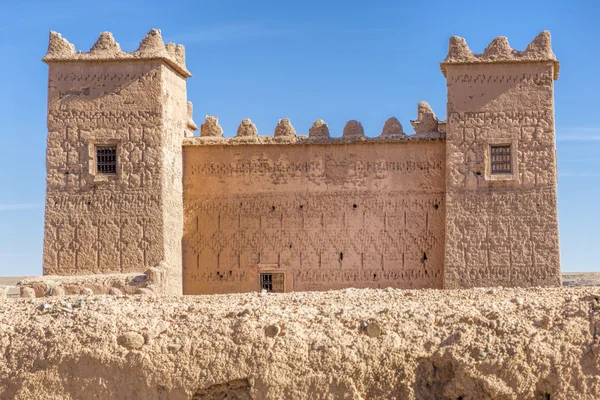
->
[[182, 141, 446, 294]]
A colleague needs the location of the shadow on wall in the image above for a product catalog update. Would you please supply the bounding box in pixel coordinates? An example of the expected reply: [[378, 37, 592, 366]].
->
[[414, 356, 555, 400]]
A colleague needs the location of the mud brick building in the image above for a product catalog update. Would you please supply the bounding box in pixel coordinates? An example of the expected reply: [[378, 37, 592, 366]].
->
[[39, 29, 561, 295]]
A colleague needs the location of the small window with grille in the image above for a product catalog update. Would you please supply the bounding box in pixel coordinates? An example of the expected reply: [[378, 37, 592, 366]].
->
[[260, 272, 284, 293], [490, 145, 512, 174], [96, 146, 117, 175]]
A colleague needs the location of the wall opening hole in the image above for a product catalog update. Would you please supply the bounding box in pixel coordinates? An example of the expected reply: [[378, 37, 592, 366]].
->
[[87, 201, 91, 206], [339, 252, 343, 261], [193, 378, 251, 399], [373, 273, 377, 279], [423, 252, 428, 261], [490, 144, 512, 174], [96, 146, 117, 175], [353, 204, 357, 209], [434, 204, 439, 210], [299, 205, 303, 210], [289, 244, 292, 249], [271, 206, 276, 211], [260, 272, 284, 293], [229, 270, 232, 275], [545, 394, 551, 400], [476, 171, 481, 176]]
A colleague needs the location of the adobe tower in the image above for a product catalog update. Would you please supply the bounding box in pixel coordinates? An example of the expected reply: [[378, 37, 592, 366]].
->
[[42, 29, 193, 295], [441, 32, 561, 288]]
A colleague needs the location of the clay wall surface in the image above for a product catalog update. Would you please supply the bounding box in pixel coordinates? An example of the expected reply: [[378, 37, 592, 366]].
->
[[443, 57, 560, 287], [182, 140, 446, 294]]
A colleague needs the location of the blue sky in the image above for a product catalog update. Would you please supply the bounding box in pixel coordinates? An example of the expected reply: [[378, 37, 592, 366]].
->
[[0, 0, 598, 276]]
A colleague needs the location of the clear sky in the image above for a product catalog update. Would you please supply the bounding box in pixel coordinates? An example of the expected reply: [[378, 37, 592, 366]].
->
[[0, 0, 598, 276]]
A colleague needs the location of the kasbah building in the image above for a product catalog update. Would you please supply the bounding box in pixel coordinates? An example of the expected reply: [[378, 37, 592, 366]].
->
[[23, 28, 561, 297]]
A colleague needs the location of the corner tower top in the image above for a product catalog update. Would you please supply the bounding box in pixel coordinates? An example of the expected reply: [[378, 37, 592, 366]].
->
[[42, 29, 191, 78], [440, 30, 559, 80]]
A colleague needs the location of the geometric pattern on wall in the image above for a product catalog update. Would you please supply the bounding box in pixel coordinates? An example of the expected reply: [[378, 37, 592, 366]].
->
[[184, 191, 445, 292]]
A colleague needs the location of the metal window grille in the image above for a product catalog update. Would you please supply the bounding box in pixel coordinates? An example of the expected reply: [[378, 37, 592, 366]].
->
[[260, 272, 284, 293], [490, 145, 512, 174], [96, 146, 117, 174]]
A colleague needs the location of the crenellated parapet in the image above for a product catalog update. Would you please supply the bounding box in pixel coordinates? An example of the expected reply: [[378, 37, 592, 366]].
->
[[200, 116, 224, 137], [185, 101, 198, 137], [236, 119, 259, 137], [440, 31, 559, 80], [42, 29, 191, 78], [380, 117, 405, 139], [411, 101, 440, 134], [342, 120, 366, 140], [309, 119, 330, 139], [184, 109, 445, 146], [274, 118, 296, 137]]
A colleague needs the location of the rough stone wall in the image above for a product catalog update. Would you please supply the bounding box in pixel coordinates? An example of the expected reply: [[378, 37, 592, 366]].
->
[[442, 32, 561, 288], [42, 30, 190, 295], [2, 287, 600, 399], [182, 139, 446, 294], [17, 270, 163, 297]]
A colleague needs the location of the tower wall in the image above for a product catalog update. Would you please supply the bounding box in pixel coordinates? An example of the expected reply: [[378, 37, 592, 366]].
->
[[442, 32, 561, 288], [42, 30, 190, 294]]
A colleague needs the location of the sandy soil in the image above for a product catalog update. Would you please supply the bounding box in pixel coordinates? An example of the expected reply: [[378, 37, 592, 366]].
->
[[3, 272, 599, 299], [2, 286, 600, 399]]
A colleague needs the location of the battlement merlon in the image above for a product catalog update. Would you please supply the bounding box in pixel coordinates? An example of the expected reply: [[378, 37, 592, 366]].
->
[[440, 30, 560, 80], [42, 29, 191, 78]]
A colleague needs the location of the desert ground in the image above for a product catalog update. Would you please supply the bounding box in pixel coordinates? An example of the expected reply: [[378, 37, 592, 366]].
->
[[0, 277, 26, 297], [2, 277, 600, 399], [2, 272, 598, 298]]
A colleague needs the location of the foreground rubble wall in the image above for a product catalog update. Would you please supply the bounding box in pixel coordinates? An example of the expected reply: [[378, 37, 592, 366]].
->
[[1, 287, 600, 399]]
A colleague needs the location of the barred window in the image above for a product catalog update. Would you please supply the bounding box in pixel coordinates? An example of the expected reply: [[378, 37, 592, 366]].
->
[[260, 272, 284, 293], [490, 145, 512, 174], [96, 146, 117, 175]]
